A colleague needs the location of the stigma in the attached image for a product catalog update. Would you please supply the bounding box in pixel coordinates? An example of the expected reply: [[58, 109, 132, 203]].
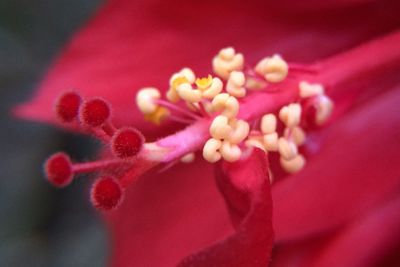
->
[[44, 46, 334, 211]]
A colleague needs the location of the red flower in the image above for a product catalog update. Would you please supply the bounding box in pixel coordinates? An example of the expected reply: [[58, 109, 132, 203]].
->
[[14, 0, 400, 266]]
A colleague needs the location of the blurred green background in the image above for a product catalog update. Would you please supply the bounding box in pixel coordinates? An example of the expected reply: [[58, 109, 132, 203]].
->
[[0, 1, 109, 266]]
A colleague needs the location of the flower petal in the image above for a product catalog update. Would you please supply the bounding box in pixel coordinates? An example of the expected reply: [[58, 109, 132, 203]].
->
[[273, 88, 400, 242], [178, 149, 273, 267]]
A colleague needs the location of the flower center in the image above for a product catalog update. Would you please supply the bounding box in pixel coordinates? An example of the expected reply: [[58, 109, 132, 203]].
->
[[43, 32, 400, 211]]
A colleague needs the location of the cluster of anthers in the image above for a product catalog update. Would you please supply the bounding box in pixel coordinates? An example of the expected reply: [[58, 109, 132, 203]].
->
[[44, 47, 333, 211]]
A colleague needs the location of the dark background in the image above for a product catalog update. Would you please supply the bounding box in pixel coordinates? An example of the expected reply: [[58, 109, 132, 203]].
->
[[0, 1, 108, 266]]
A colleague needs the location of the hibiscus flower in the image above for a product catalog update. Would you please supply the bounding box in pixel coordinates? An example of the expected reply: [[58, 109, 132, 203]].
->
[[14, 0, 400, 266]]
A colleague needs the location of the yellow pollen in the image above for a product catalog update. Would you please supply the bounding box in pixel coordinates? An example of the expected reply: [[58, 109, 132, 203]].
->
[[172, 76, 189, 89], [195, 75, 213, 90], [144, 106, 169, 125]]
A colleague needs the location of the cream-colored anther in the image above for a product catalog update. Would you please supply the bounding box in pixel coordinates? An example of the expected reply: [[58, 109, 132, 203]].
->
[[181, 153, 195, 163], [284, 126, 306, 146], [210, 115, 232, 140], [279, 103, 302, 128], [316, 95, 334, 125], [223, 96, 239, 118], [261, 114, 277, 134], [203, 138, 222, 163], [169, 68, 196, 85], [299, 81, 324, 98], [136, 87, 161, 114], [212, 93, 229, 110], [280, 154, 305, 173], [255, 54, 288, 83], [226, 71, 246, 98], [167, 68, 196, 102], [176, 83, 202, 103], [220, 141, 242, 162], [263, 132, 278, 151], [278, 137, 298, 160], [212, 47, 244, 80], [202, 77, 223, 99], [228, 120, 250, 144], [245, 139, 266, 151], [211, 93, 239, 118]]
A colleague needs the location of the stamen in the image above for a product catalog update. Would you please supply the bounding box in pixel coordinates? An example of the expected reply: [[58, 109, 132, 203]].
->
[[212, 47, 244, 79], [278, 137, 298, 160], [203, 138, 222, 163], [261, 114, 277, 134], [226, 71, 246, 98], [280, 154, 306, 173], [255, 54, 288, 83]]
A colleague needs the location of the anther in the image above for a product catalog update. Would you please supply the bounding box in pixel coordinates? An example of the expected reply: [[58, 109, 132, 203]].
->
[[220, 141, 242, 162], [180, 153, 195, 163], [211, 93, 239, 118], [245, 138, 266, 151], [226, 71, 246, 98], [212, 47, 244, 79], [167, 68, 196, 103], [263, 132, 279, 151], [278, 137, 298, 160], [203, 138, 222, 163], [299, 81, 324, 98], [255, 54, 288, 83], [90, 176, 124, 211], [284, 126, 306, 146], [210, 115, 232, 140], [280, 154, 305, 173], [55, 91, 82, 122], [261, 113, 277, 134], [44, 152, 73, 187], [176, 82, 202, 103], [136, 87, 161, 114], [315, 95, 334, 125], [228, 119, 249, 144], [80, 98, 111, 127], [111, 127, 144, 159], [198, 76, 223, 99], [279, 103, 301, 128]]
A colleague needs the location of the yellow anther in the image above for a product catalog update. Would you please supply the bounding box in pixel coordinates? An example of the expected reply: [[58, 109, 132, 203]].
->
[[167, 68, 196, 102], [211, 93, 240, 118], [136, 87, 161, 114], [255, 54, 288, 83], [176, 83, 202, 103], [172, 76, 190, 89], [212, 47, 244, 80], [299, 81, 324, 98], [228, 119, 250, 144], [263, 132, 279, 152], [261, 113, 277, 134], [284, 126, 306, 146], [278, 137, 298, 160], [144, 106, 169, 125], [210, 115, 232, 140], [180, 152, 195, 163], [220, 141, 242, 162], [202, 77, 223, 99], [315, 95, 334, 125], [203, 138, 222, 163], [279, 103, 302, 128], [196, 75, 213, 90], [226, 71, 246, 98], [245, 139, 266, 152], [280, 154, 305, 173]]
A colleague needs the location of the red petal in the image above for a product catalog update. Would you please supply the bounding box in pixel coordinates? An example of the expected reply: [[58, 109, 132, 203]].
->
[[107, 159, 233, 267], [14, 0, 400, 137], [178, 149, 273, 267], [272, 88, 400, 242], [271, 195, 400, 267]]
